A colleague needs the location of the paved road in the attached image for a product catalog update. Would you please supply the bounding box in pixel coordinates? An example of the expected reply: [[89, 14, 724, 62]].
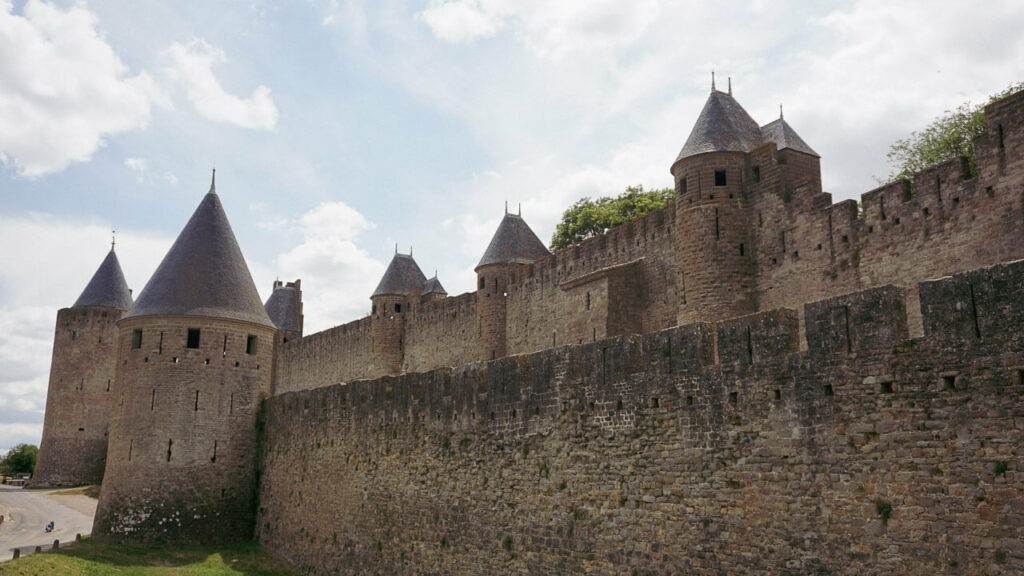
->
[[0, 485, 97, 561]]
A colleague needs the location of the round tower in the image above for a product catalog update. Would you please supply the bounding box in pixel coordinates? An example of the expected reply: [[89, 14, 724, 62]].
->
[[475, 212, 550, 361], [93, 172, 276, 546], [370, 251, 426, 376], [672, 86, 758, 324], [33, 245, 133, 487]]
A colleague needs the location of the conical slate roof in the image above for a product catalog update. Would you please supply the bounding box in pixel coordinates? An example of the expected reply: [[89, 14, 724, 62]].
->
[[264, 284, 301, 332], [674, 90, 763, 165], [372, 253, 428, 297], [476, 213, 550, 270], [422, 276, 446, 296], [760, 117, 819, 157], [123, 178, 274, 328], [73, 248, 133, 309]]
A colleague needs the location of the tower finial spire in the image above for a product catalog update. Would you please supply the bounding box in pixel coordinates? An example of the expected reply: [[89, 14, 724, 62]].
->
[[395, 243, 398, 255], [505, 200, 508, 214], [410, 245, 413, 257], [518, 202, 521, 216], [728, 76, 732, 95], [780, 104, 784, 120], [209, 168, 216, 194], [711, 70, 716, 91], [111, 229, 116, 251]]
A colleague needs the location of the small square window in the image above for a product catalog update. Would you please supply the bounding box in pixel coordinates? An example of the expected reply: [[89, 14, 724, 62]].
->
[[714, 170, 727, 187], [246, 335, 258, 355], [132, 329, 143, 350], [186, 328, 200, 349]]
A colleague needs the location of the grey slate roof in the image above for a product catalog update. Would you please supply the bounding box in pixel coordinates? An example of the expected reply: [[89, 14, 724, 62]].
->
[[674, 90, 764, 164], [372, 253, 428, 297], [264, 285, 301, 332], [476, 213, 550, 270], [73, 248, 133, 309], [123, 186, 275, 328], [760, 117, 820, 157], [422, 276, 446, 296]]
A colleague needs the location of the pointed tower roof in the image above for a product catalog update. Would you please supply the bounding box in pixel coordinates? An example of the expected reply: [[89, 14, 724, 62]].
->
[[760, 117, 819, 157], [123, 174, 274, 328], [372, 253, 428, 297], [673, 89, 763, 165], [73, 248, 133, 309], [264, 282, 302, 332], [476, 213, 550, 270], [422, 275, 447, 296]]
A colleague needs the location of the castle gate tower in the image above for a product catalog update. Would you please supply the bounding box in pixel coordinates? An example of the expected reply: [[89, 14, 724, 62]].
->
[[672, 86, 758, 324], [33, 247, 133, 487], [370, 251, 427, 376], [475, 212, 550, 361], [92, 174, 276, 545]]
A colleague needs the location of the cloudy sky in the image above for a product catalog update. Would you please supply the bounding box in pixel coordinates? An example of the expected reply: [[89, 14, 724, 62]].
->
[[2, 0, 1023, 453]]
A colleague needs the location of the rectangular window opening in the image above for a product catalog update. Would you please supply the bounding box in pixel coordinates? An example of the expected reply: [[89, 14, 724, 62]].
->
[[246, 335, 258, 355], [729, 391, 738, 404], [650, 397, 659, 408], [128, 439, 133, 461], [394, 303, 401, 313], [132, 329, 142, 350], [824, 384, 834, 396], [186, 328, 200, 349], [714, 170, 727, 187], [773, 389, 781, 400], [211, 440, 218, 463], [151, 389, 155, 410], [194, 390, 200, 411], [72, 330, 77, 341], [942, 375, 956, 390], [880, 381, 894, 394], [678, 176, 688, 195], [752, 165, 761, 183], [167, 439, 173, 462], [686, 395, 694, 406]]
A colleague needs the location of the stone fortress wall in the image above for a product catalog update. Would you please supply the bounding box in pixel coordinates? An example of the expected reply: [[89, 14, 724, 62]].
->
[[257, 261, 1024, 575], [272, 88, 1024, 394]]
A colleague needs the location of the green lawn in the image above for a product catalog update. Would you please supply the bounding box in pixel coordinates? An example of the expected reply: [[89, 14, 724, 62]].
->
[[0, 538, 295, 576]]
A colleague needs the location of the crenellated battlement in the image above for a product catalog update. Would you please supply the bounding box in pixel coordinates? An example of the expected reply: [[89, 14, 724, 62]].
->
[[259, 259, 1024, 574]]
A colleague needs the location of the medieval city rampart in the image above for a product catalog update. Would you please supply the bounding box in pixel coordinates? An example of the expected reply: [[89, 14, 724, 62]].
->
[[257, 260, 1024, 575]]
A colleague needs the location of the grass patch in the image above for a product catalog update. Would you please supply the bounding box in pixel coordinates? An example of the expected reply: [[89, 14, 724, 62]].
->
[[0, 537, 294, 576], [50, 485, 100, 499]]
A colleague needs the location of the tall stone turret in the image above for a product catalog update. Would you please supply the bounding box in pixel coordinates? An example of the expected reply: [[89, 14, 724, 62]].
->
[[672, 86, 758, 324], [33, 246, 133, 487], [264, 279, 303, 344], [475, 212, 549, 360], [370, 251, 426, 375], [93, 172, 276, 546]]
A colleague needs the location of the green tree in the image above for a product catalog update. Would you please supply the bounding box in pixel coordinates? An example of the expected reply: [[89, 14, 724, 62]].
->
[[884, 81, 1023, 183], [0, 443, 39, 476], [550, 185, 674, 251]]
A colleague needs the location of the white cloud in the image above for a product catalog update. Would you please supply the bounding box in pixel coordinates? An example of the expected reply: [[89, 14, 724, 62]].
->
[[163, 39, 279, 131], [418, 0, 661, 57], [124, 157, 149, 182], [273, 202, 385, 333], [0, 0, 164, 178], [418, 0, 501, 44]]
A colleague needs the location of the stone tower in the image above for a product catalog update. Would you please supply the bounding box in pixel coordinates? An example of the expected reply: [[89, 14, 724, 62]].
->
[[33, 247, 133, 487], [92, 173, 277, 545], [672, 86, 761, 324], [370, 251, 427, 375], [475, 212, 549, 360], [264, 279, 304, 344]]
